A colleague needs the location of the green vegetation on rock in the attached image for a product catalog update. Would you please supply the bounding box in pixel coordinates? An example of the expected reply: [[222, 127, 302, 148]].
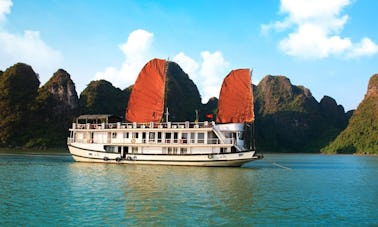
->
[[254, 75, 348, 153], [0, 61, 375, 154], [79, 80, 128, 118], [0, 63, 40, 147], [165, 61, 202, 121], [321, 74, 378, 154]]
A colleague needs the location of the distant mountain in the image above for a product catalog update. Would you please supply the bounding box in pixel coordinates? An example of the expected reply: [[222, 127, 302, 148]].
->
[[29, 69, 79, 147], [0, 61, 367, 152], [165, 61, 202, 122], [254, 75, 349, 152], [0, 63, 40, 147], [201, 97, 218, 121], [79, 80, 128, 118], [321, 74, 378, 154]]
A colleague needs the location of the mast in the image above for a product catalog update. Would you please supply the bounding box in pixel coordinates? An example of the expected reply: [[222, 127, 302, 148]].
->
[[163, 60, 169, 123]]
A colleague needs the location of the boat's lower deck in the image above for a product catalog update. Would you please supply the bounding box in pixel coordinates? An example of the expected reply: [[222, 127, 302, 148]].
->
[[68, 143, 262, 167]]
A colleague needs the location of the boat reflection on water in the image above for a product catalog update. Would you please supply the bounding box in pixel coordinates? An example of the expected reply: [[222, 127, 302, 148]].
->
[[66, 162, 259, 225]]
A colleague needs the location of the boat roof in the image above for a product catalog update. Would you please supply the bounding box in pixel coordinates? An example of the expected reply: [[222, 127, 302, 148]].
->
[[77, 114, 113, 120], [76, 114, 122, 123]]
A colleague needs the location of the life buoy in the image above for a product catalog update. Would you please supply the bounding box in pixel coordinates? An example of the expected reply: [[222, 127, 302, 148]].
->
[[179, 139, 183, 144], [131, 139, 136, 144], [109, 124, 113, 129]]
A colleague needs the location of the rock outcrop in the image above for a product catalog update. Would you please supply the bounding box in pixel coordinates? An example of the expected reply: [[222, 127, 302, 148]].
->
[[79, 80, 128, 118], [322, 74, 378, 154], [40, 69, 78, 116], [254, 75, 348, 152], [0, 63, 40, 146], [165, 61, 202, 121]]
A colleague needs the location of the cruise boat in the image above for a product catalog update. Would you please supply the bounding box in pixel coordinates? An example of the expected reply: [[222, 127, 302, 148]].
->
[[67, 58, 263, 167]]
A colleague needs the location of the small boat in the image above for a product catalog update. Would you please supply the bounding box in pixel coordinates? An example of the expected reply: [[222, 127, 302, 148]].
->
[[67, 58, 263, 167]]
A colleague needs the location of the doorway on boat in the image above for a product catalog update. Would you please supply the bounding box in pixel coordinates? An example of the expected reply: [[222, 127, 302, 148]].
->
[[122, 147, 129, 159]]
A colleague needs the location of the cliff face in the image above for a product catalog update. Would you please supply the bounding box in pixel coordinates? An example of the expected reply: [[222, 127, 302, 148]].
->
[[23, 69, 79, 148], [79, 80, 128, 118], [0, 61, 365, 151], [255, 75, 318, 115], [254, 75, 348, 152], [322, 74, 378, 154], [40, 69, 79, 118], [0, 63, 40, 146], [45, 69, 78, 111], [165, 61, 202, 121]]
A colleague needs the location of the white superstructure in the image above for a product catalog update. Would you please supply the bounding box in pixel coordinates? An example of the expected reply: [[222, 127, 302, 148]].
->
[[67, 115, 263, 167]]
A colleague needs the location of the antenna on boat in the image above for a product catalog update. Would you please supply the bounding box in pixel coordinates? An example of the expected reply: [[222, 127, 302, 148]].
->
[[163, 59, 169, 123], [195, 109, 199, 123], [165, 107, 169, 123]]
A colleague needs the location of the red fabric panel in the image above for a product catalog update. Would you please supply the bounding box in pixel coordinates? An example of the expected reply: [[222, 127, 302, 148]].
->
[[126, 58, 166, 123], [216, 69, 254, 123]]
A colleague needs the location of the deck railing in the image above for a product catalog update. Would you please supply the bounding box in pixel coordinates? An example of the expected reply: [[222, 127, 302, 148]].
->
[[67, 136, 234, 146], [71, 121, 214, 130]]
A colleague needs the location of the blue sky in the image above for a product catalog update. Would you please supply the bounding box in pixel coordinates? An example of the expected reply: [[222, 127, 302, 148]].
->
[[0, 0, 377, 111]]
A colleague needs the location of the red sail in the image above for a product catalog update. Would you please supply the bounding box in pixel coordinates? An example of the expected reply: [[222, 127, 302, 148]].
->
[[126, 58, 167, 123], [216, 69, 254, 123]]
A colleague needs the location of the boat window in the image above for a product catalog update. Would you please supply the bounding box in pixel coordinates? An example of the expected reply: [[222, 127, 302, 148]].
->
[[157, 132, 162, 143], [168, 147, 178, 154], [149, 132, 155, 142], [181, 133, 188, 143], [142, 132, 146, 140], [173, 132, 178, 143], [238, 131, 243, 140], [181, 147, 187, 154], [132, 132, 138, 139], [112, 132, 117, 139], [104, 146, 115, 153], [165, 133, 171, 143], [123, 132, 129, 138], [198, 133, 205, 143], [220, 147, 227, 153], [190, 132, 195, 143], [208, 132, 217, 144], [132, 147, 138, 153]]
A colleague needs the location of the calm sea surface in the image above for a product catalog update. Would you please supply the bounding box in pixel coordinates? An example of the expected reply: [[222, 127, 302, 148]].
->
[[0, 153, 377, 226]]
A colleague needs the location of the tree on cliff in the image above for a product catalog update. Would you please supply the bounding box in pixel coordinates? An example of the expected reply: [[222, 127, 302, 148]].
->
[[79, 80, 128, 118], [253, 75, 348, 152], [321, 74, 378, 154], [0, 63, 40, 147], [165, 61, 202, 122], [28, 69, 79, 148]]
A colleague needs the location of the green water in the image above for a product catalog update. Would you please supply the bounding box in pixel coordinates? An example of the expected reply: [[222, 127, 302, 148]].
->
[[0, 154, 377, 226]]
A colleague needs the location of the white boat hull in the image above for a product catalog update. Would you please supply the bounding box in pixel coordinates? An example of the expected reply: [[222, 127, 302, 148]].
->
[[68, 144, 261, 167]]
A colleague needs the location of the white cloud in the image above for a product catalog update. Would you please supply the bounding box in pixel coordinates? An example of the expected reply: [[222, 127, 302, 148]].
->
[[199, 51, 229, 101], [347, 37, 378, 58], [279, 23, 352, 58], [173, 51, 229, 102], [0, 0, 12, 24], [95, 29, 154, 88], [97, 29, 231, 103], [0, 0, 62, 84], [172, 52, 199, 81], [262, 0, 378, 59]]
